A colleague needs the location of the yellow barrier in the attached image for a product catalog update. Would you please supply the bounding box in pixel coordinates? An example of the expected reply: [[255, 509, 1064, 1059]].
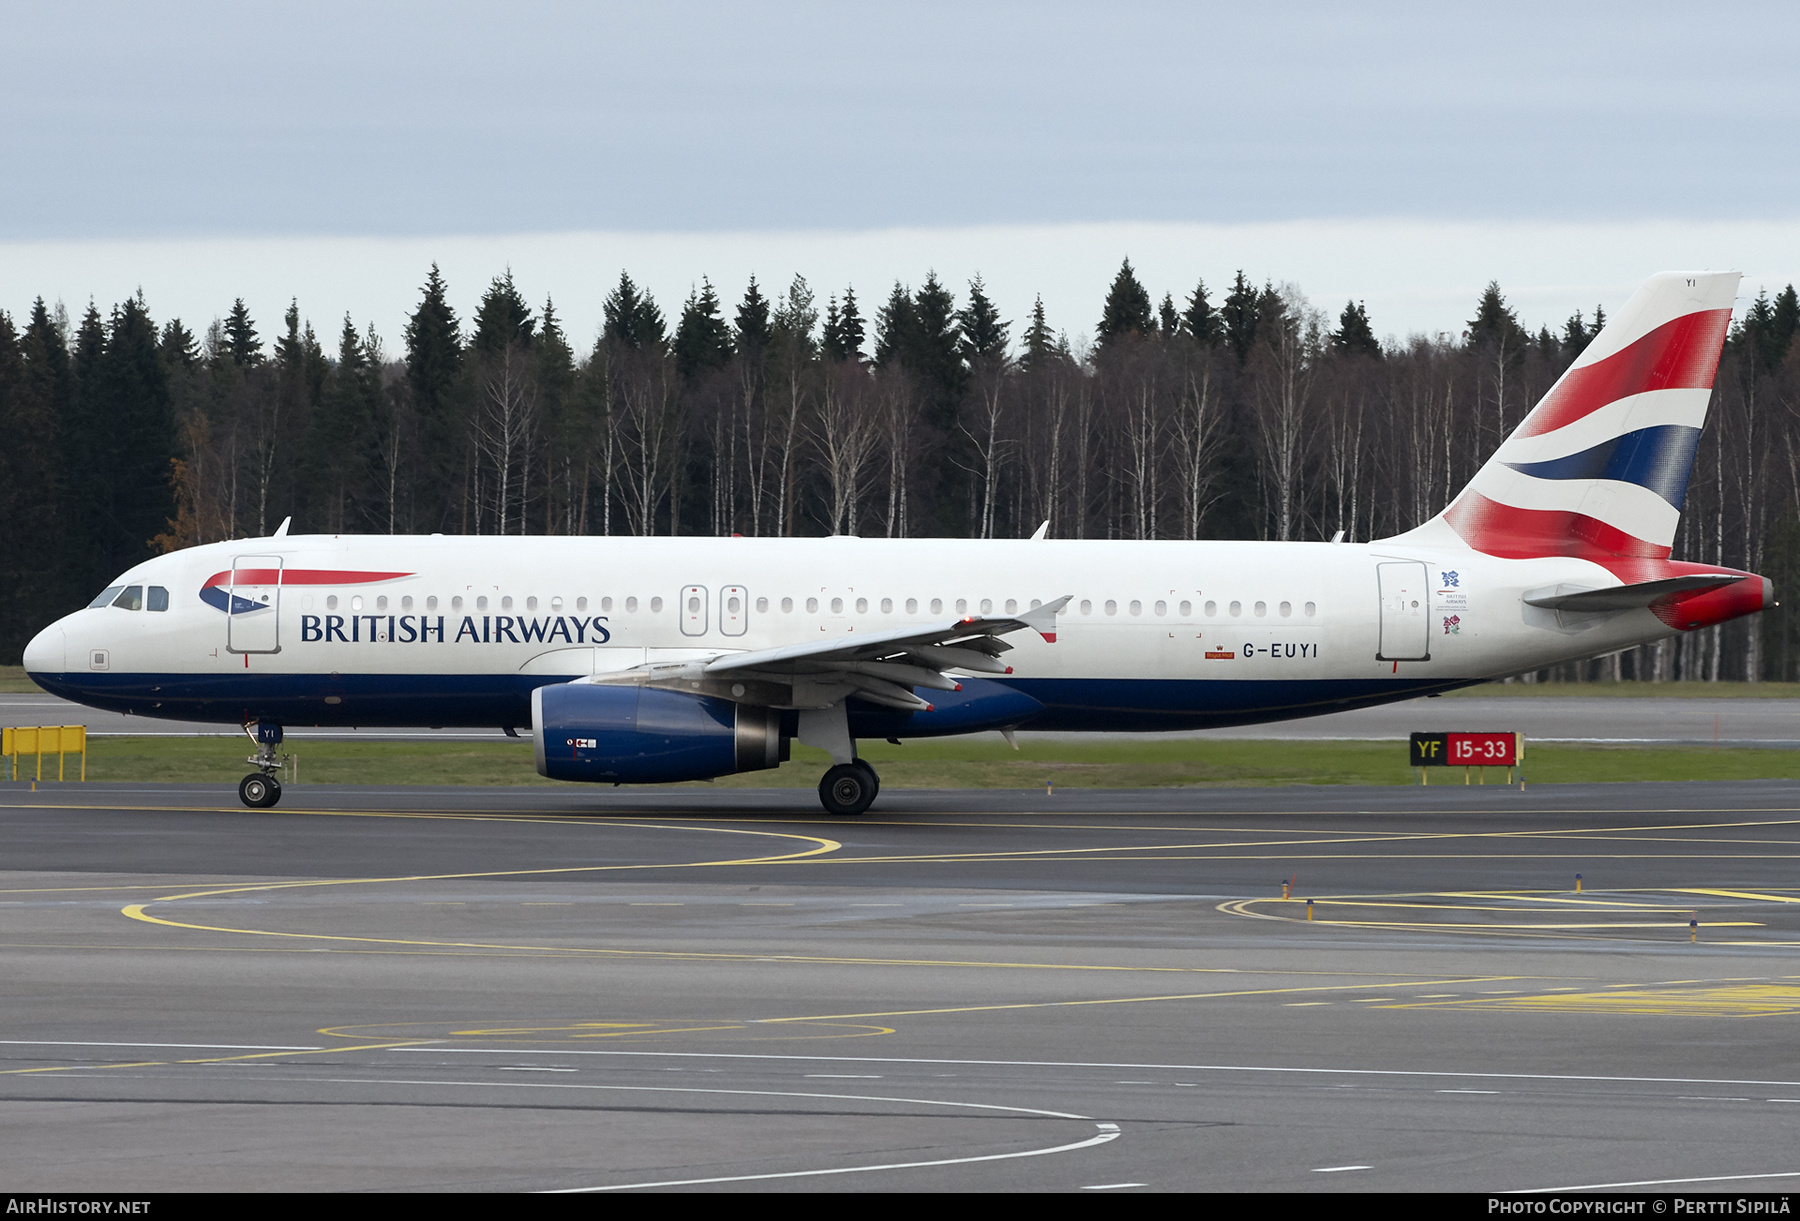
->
[[3, 725, 87, 782]]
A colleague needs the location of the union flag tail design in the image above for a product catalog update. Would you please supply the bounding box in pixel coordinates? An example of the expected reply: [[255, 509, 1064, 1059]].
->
[[1397, 271, 1739, 573]]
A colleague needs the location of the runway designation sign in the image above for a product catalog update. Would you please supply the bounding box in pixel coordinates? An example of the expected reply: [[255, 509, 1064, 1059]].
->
[[1410, 732, 1519, 768]]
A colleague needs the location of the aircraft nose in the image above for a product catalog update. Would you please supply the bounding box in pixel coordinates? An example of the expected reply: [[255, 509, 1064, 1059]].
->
[[23, 623, 66, 676]]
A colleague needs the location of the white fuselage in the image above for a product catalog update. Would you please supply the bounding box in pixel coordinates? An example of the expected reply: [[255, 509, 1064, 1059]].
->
[[24, 533, 1678, 733]]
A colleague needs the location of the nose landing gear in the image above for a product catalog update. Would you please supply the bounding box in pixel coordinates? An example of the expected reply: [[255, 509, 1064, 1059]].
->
[[240, 720, 285, 809]]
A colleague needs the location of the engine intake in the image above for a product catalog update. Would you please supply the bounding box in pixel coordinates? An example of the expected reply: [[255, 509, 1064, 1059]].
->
[[532, 683, 785, 784]]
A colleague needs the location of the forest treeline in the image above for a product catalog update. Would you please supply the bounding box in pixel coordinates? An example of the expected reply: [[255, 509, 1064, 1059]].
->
[[4, 260, 1800, 682]]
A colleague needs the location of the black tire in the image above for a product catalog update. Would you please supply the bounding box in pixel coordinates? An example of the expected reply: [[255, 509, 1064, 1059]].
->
[[851, 759, 880, 801], [239, 773, 281, 809], [819, 763, 877, 817]]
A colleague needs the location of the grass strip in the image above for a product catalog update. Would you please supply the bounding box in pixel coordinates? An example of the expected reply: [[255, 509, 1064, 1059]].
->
[[9, 734, 1800, 790]]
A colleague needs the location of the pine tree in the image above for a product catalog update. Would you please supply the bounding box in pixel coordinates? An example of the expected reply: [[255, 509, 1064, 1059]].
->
[[1158, 293, 1181, 339], [1221, 271, 1260, 363], [674, 279, 734, 380], [223, 299, 263, 367], [1019, 295, 1058, 373], [404, 268, 464, 527], [1096, 258, 1154, 348], [873, 282, 916, 369], [1467, 282, 1528, 353], [474, 271, 535, 354], [1183, 279, 1223, 347], [734, 276, 771, 355], [1562, 309, 1592, 359], [92, 295, 175, 575], [1330, 300, 1381, 358], [957, 276, 1009, 362], [906, 273, 964, 430], [602, 271, 666, 353], [821, 286, 867, 364], [159, 319, 200, 371], [1773, 285, 1800, 365]]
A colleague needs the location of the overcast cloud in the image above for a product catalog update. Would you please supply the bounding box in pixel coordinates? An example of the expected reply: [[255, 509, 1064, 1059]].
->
[[5, 2, 1798, 239], [3, 2, 1797, 341]]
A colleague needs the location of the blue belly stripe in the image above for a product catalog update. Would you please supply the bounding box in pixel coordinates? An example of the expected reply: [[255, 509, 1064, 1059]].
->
[[26, 670, 1475, 734]]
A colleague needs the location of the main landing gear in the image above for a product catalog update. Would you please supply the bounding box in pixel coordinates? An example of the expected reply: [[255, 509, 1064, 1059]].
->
[[819, 760, 879, 817], [240, 720, 285, 809]]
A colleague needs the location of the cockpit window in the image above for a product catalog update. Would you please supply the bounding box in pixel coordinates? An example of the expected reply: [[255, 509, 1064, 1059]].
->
[[112, 586, 144, 611], [147, 586, 169, 612], [88, 586, 124, 609]]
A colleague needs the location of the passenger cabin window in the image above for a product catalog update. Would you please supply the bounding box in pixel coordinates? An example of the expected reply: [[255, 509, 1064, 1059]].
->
[[756, 596, 769, 612], [881, 598, 893, 613], [806, 597, 819, 613], [1179, 600, 1192, 616], [1229, 601, 1241, 616], [376, 595, 388, 611], [1104, 600, 1117, 616], [905, 598, 918, 614], [781, 597, 793, 613], [328, 594, 340, 610], [426, 596, 438, 610], [147, 586, 169, 612], [625, 597, 638, 613], [1254, 601, 1267, 616], [1305, 601, 1317, 616], [856, 597, 868, 613], [89, 586, 124, 609], [476, 596, 488, 610], [1080, 600, 1092, 614], [930, 598, 943, 614], [1279, 601, 1292, 617], [1204, 600, 1216, 617], [501, 596, 513, 610], [650, 597, 663, 613]]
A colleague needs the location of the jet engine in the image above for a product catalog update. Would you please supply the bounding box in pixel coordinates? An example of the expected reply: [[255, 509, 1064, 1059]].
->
[[532, 683, 785, 784]]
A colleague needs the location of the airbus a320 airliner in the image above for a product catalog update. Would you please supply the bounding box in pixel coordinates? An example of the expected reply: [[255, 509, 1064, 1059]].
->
[[22, 272, 1770, 815]]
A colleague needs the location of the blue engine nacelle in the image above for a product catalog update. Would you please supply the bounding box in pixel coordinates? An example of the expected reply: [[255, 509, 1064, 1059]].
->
[[532, 683, 786, 784]]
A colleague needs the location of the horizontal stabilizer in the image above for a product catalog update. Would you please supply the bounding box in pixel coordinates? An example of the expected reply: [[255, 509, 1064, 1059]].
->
[[1523, 573, 1745, 613]]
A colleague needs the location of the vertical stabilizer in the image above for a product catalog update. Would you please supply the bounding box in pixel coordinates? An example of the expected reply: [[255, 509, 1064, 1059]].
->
[[1392, 271, 1739, 566]]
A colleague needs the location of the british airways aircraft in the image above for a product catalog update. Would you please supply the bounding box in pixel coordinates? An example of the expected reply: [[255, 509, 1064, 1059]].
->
[[22, 272, 1770, 815]]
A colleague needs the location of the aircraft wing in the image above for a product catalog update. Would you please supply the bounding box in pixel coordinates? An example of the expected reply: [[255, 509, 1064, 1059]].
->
[[578, 596, 1071, 711]]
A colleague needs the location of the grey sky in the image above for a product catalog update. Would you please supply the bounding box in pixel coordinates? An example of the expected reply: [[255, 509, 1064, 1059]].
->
[[6, 2, 1798, 240]]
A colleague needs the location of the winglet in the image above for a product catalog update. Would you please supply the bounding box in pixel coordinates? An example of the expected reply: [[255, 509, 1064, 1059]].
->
[[273, 516, 292, 538], [1020, 595, 1072, 643], [1029, 521, 1049, 541]]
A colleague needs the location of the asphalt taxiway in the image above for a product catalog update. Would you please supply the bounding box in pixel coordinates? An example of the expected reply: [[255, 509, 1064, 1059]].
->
[[5, 780, 1800, 1192]]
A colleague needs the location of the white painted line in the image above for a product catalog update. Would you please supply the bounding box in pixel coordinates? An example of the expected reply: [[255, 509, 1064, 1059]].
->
[[1082, 1183, 1146, 1190], [806, 1074, 882, 1079], [0, 1039, 322, 1051], [549, 1128, 1122, 1193], [498, 1066, 577, 1072], [1313, 1165, 1371, 1173], [1518, 1170, 1800, 1192]]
